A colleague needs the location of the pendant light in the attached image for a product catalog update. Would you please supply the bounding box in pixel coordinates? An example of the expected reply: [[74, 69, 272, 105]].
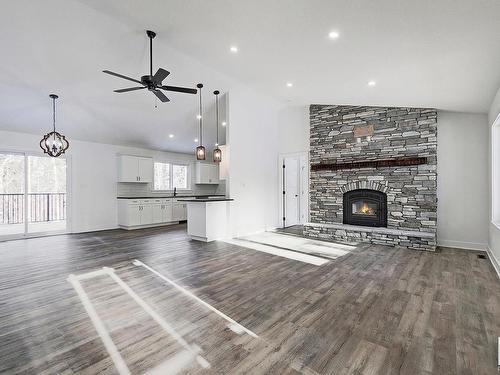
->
[[213, 90, 222, 163], [195, 83, 206, 160], [40, 94, 69, 157]]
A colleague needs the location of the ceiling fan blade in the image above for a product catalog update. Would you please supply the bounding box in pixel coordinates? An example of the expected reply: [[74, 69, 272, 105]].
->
[[114, 87, 147, 93], [152, 89, 170, 102], [160, 85, 198, 94], [103, 70, 142, 84], [153, 68, 170, 83]]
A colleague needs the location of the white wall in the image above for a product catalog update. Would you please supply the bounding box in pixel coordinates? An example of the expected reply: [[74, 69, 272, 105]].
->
[[278, 105, 309, 154], [226, 88, 281, 236], [0, 130, 217, 233], [437, 111, 489, 250], [488, 86, 500, 274]]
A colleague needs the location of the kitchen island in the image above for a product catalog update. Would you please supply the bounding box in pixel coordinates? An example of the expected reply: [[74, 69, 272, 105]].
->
[[177, 198, 233, 242]]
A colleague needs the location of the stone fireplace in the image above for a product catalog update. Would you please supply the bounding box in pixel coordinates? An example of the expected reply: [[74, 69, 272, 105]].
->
[[304, 105, 437, 251]]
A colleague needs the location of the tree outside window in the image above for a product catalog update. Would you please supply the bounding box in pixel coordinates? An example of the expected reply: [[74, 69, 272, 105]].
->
[[153, 162, 170, 190], [172, 165, 188, 189], [153, 162, 189, 190]]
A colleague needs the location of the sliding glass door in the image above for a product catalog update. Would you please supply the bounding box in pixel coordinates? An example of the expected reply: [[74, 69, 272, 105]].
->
[[0, 152, 67, 238], [27, 156, 67, 234], [0, 153, 26, 237]]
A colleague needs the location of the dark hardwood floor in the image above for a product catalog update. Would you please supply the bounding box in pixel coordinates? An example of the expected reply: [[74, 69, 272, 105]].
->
[[0, 224, 499, 374]]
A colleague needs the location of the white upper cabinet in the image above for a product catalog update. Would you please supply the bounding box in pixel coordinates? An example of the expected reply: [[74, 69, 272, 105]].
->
[[195, 162, 219, 184], [118, 155, 153, 183], [138, 157, 153, 182]]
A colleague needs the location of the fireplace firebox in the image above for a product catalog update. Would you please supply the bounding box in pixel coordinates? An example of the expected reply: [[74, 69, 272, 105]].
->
[[343, 189, 387, 227]]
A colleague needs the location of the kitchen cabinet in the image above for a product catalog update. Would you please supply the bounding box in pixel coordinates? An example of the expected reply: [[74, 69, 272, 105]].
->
[[118, 202, 152, 226], [152, 199, 172, 223], [118, 155, 153, 183], [172, 199, 187, 221], [195, 162, 219, 184], [118, 198, 175, 229]]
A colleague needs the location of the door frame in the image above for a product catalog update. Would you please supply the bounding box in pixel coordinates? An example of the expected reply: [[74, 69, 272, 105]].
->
[[0, 148, 72, 241], [278, 151, 309, 228]]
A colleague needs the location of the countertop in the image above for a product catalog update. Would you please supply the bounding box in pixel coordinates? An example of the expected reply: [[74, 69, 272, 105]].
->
[[117, 194, 225, 199], [177, 198, 234, 202]]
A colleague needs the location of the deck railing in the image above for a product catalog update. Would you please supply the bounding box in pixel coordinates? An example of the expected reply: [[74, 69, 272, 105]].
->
[[0, 193, 66, 224]]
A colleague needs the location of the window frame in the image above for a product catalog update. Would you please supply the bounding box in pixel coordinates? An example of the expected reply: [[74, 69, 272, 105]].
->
[[152, 161, 191, 192]]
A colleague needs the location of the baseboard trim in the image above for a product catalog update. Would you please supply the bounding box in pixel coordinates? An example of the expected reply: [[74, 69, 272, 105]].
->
[[486, 246, 500, 280], [437, 239, 487, 251]]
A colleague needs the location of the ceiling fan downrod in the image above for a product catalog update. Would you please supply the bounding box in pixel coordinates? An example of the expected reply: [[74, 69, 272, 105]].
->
[[146, 30, 156, 78]]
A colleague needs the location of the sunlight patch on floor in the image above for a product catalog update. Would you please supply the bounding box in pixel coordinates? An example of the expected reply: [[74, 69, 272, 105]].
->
[[241, 231, 357, 259]]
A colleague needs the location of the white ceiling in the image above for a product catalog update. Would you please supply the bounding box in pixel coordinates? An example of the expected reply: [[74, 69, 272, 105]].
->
[[1, 0, 500, 152]]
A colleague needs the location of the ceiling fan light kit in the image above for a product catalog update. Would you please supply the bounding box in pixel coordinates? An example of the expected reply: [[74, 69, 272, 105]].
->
[[196, 83, 206, 160], [40, 94, 69, 157], [213, 90, 222, 163], [103, 30, 197, 103]]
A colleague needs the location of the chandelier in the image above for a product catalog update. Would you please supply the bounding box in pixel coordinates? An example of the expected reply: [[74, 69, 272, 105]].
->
[[40, 94, 69, 157]]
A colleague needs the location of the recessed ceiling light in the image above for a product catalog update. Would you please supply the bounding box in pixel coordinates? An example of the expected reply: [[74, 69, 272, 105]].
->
[[328, 31, 340, 39], [221, 121, 227, 126], [196, 114, 202, 119], [286, 82, 293, 88], [168, 134, 174, 138], [368, 80, 376, 86], [194, 138, 198, 142], [230, 45, 238, 53]]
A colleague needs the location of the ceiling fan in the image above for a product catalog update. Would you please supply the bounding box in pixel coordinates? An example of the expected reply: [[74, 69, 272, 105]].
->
[[103, 30, 198, 102]]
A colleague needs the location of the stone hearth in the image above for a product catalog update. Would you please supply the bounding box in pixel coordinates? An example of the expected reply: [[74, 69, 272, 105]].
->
[[304, 105, 437, 251]]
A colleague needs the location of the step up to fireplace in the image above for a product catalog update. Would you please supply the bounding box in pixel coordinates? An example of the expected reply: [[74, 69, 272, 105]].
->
[[304, 222, 436, 251]]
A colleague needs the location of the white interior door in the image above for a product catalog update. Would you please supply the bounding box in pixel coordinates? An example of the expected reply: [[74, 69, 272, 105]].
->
[[284, 156, 300, 227]]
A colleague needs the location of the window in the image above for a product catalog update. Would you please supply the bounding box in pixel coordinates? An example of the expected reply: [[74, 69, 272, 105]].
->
[[172, 165, 188, 189], [153, 162, 190, 190], [154, 162, 170, 190]]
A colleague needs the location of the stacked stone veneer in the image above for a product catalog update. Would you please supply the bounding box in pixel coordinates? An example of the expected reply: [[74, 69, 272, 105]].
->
[[304, 105, 437, 251]]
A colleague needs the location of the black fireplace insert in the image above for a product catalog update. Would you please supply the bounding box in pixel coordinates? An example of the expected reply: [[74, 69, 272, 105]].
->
[[343, 189, 387, 227]]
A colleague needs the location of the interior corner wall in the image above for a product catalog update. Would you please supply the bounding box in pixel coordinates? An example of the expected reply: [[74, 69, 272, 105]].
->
[[488, 86, 500, 271], [437, 111, 489, 250], [227, 88, 281, 236]]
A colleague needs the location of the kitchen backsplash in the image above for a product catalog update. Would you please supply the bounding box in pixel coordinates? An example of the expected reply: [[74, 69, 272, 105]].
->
[[117, 180, 226, 197]]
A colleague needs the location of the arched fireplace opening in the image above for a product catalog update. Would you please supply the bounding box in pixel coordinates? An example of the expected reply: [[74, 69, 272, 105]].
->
[[343, 189, 387, 227]]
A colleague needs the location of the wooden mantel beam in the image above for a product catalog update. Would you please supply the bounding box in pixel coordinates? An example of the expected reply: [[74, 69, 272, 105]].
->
[[310, 157, 427, 171]]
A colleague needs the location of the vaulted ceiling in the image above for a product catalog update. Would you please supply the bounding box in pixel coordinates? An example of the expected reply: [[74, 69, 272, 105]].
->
[[1, 0, 499, 152]]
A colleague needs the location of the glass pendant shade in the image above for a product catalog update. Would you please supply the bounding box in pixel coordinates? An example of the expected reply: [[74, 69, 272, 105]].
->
[[213, 147, 222, 162], [196, 145, 206, 160], [40, 94, 69, 157]]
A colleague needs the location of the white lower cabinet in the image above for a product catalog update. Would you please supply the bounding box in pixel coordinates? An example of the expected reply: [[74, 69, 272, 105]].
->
[[172, 202, 187, 221], [118, 198, 178, 229]]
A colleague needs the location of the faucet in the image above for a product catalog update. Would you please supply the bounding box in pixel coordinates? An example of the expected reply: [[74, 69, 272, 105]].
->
[[173, 187, 177, 197]]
